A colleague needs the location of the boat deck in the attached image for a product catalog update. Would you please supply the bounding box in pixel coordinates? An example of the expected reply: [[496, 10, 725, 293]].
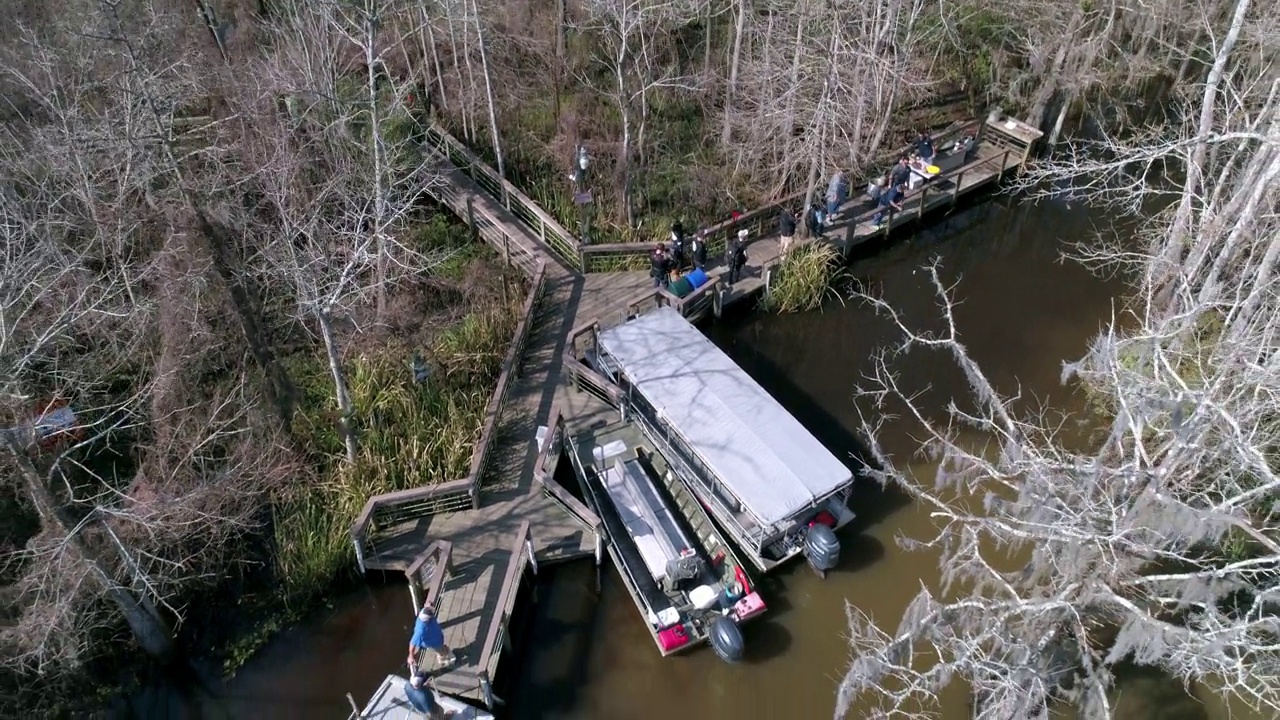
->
[[355, 674, 493, 720]]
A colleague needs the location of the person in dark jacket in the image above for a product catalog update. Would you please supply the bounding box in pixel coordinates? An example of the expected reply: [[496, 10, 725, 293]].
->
[[690, 230, 709, 270], [871, 183, 906, 226], [915, 131, 936, 164], [650, 243, 672, 287], [726, 229, 748, 285], [889, 156, 912, 189], [806, 202, 825, 238], [669, 222, 686, 270], [778, 209, 797, 254]]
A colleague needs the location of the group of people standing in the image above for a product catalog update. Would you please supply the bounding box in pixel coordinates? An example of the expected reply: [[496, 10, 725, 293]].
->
[[648, 128, 944, 288], [649, 220, 749, 288]]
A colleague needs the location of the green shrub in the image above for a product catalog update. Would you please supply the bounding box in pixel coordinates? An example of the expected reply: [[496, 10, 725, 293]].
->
[[763, 243, 845, 314]]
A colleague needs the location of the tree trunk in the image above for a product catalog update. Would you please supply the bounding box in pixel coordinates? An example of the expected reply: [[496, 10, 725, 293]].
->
[[444, 1, 470, 142], [554, 0, 566, 125], [779, 18, 805, 194], [721, 0, 747, 145], [1155, 0, 1253, 298], [363, 18, 389, 321], [1026, 9, 1084, 130], [472, 0, 506, 188], [4, 435, 176, 662], [192, 212, 296, 434], [318, 309, 359, 464], [457, 0, 482, 146], [422, 8, 449, 111]]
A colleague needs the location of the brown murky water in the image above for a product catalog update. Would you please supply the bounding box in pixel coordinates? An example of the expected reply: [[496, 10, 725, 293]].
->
[[136, 195, 1259, 719]]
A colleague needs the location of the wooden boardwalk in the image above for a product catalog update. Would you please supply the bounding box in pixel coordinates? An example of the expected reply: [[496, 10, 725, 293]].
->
[[352, 111, 1042, 711]]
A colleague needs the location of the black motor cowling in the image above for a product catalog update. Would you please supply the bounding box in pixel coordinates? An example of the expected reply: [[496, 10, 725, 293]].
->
[[804, 523, 841, 575], [708, 615, 745, 663]]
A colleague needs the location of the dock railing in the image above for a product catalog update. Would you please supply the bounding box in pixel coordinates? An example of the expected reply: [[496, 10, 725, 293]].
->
[[424, 124, 582, 270], [564, 321, 625, 409], [577, 120, 978, 273], [532, 402, 605, 537], [404, 539, 453, 614], [349, 262, 547, 573], [475, 519, 536, 709]]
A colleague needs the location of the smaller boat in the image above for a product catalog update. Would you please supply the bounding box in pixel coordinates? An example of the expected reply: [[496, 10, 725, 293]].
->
[[566, 418, 767, 662], [356, 674, 494, 719]]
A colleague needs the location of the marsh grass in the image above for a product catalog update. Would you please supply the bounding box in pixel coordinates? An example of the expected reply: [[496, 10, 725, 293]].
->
[[763, 243, 846, 314], [272, 299, 519, 605]]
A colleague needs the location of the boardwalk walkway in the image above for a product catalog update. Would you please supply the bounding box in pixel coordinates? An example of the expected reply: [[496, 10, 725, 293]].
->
[[354, 111, 1042, 710]]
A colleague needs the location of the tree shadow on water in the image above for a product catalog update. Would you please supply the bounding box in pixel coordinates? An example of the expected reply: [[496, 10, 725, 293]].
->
[[831, 533, 886, 575]]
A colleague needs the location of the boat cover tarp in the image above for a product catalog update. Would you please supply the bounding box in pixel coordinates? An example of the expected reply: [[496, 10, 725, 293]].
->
[[598, 307, 853, 527], [600, 459, 693, 581]]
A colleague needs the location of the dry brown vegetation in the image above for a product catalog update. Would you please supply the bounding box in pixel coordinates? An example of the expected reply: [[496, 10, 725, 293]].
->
[[0, 0, 522, 714]]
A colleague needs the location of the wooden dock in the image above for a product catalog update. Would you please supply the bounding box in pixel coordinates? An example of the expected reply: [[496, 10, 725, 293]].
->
[[348, 111, 1042, 712]]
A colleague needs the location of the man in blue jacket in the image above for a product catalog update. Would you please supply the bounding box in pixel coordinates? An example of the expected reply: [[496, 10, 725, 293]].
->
[[408, 602, 457, 672]]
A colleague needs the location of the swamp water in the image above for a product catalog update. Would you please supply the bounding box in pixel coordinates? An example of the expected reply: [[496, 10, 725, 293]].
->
[[125, 196, 1259, 719]]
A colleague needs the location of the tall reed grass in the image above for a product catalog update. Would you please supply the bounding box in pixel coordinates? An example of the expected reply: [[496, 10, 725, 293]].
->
[[273, 302, 519, 604], [763, 243, 845, 314]]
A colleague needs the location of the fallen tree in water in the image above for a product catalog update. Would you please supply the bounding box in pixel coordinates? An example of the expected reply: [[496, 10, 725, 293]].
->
[[834, 0, 1280, 716]]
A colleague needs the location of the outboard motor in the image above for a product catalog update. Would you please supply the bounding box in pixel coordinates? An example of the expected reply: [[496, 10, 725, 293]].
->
[[708, 615, 745, 663], [804, 523, 841, 578]]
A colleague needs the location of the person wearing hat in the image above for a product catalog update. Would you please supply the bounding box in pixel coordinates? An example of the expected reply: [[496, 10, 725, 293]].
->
[[690, 229, 709, 270], [404, 672, 447, 719], [726, 229, 749, 286], [408, 602, 456, 672]]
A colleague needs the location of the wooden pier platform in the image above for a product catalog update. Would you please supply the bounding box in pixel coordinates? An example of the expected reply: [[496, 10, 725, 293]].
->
[[349, 111, 1042, 712]]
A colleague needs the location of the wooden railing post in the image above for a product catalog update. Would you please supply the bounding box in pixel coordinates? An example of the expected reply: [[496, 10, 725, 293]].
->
[[503, 233, 511, 267], [1000, 149, 1010, 175], [466, 196, 477, 239], [954, 171, 966, 201]]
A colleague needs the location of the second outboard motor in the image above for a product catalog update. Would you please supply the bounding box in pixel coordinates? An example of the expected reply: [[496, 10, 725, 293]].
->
[[708, 615, 745, 663], [804, 523, 841, 578]]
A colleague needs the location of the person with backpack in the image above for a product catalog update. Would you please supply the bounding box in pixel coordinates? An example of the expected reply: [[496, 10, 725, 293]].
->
[[806, 202, 826, 238]]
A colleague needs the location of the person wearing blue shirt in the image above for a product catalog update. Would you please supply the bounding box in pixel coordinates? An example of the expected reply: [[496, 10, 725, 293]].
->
[[871, 183, 906, 227], [408, 603, 456, 671]]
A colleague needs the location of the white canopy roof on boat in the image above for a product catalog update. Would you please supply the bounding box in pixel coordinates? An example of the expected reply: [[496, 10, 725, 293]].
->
[[597, 307, 853, 528]]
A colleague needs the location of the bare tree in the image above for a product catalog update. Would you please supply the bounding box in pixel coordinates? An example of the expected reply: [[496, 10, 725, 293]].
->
[[723, 0, 931, 198], [833, 0, 1280, 715], [244, 0, 446, 463], [576, 0, 705, 227]]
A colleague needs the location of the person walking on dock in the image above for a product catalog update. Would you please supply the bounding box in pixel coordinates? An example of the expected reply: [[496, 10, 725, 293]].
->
[[777, 208, 796, 254], [409, 602, 456, 672], [650, 243, 672, 288], [826, 171, 848, 220], [690, 230, 708, 270], [404, 672, 447, 719], [726, 229, 748, 286]]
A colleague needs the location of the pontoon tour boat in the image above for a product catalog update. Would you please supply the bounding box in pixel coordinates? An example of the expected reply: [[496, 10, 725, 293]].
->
[[566, 418, 767, 662], [590, 306, 857, 576]]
